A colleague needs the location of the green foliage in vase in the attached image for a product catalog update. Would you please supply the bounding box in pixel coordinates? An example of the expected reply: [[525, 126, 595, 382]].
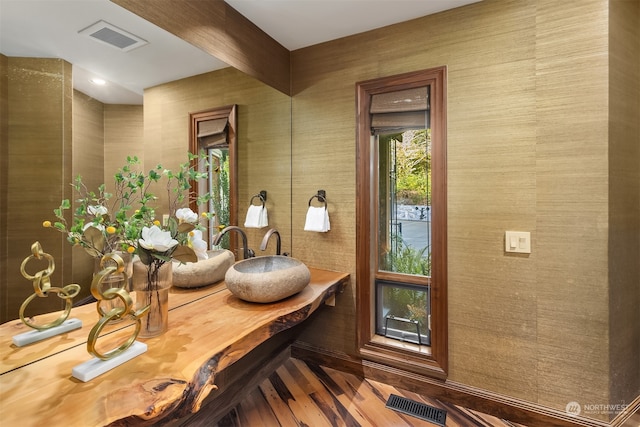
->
[[45, 152, 215, 266]]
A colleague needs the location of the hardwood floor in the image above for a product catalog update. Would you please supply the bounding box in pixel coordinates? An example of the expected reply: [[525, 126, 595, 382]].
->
[[214, 358, 531, 427]]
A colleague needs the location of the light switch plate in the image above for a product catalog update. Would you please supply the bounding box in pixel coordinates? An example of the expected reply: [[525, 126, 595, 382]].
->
[[505, 231, 531, 254]]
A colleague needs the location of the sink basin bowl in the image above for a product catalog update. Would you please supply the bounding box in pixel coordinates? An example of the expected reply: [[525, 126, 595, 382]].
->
[[224, 256, 311, 303], [173, 249, 235, 288]]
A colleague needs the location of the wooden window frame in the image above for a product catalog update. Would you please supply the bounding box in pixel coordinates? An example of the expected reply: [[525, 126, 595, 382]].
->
[[356, 67, 448, 378], [189, 105, 238, 255]]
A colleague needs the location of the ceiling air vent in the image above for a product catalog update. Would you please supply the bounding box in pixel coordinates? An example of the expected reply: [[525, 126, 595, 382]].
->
[[79, 20, 148, 52]]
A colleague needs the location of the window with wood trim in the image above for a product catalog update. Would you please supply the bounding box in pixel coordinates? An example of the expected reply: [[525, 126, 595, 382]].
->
[[189, 105, 238, 254], [356, 67, 447, 378]]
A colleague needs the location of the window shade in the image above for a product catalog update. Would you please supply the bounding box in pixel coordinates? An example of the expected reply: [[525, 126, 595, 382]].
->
[[198, 118, 228, 148], [370, 87, 429, 135]]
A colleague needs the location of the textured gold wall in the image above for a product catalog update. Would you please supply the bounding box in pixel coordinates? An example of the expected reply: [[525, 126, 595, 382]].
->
[[1, 55, 8, 322], [608, 0, 640, 409], [4, 58, 73, 322], [71, 90, 105, 299], [103, 104, 144, 181], [535, 0, 611, 411], [290, 0, 638, 419]]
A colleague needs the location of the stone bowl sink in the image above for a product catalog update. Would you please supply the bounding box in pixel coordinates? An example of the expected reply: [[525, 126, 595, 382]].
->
[[173, 249, 235, 288], [224, 256, 311, 303]]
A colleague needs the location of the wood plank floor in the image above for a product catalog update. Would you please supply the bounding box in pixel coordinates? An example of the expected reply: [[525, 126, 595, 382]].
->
[[214, 358, 530, 427]]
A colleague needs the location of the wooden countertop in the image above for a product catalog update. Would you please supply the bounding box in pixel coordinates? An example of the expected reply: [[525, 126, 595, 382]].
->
[[0, 267, 349, 426]]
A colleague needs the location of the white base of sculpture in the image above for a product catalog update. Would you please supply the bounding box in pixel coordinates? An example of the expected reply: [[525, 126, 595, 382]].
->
[[72, 341, 147, 382], [12, 318, 83, 347]]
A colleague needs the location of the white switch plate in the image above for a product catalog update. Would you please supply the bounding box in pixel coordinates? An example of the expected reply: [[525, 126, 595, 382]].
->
[[505, 231, 531, 254]]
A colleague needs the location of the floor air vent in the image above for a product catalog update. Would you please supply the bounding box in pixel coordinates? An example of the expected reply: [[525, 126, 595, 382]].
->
[[385, 394, 447, 426]]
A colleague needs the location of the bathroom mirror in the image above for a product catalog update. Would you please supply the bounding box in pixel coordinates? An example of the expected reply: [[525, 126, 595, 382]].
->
[[2, 58, 293, 325]]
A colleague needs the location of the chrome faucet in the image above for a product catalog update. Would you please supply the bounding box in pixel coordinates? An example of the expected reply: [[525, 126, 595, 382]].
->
[[213, 226, 255, 259], [260, 228, 281, 255]]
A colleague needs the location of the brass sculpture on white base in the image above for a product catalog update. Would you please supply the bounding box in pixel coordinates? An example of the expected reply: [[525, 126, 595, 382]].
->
[[87, 252, 150, 360], [14, 242, 83, 346]]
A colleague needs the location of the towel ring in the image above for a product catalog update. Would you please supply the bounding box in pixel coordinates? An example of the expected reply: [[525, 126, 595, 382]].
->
[[308, 190, 327, 208], [250, 190, 267, 207]]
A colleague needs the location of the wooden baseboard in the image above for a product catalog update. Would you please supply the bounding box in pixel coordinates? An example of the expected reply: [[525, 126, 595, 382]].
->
[[292, 342, 637, 427]]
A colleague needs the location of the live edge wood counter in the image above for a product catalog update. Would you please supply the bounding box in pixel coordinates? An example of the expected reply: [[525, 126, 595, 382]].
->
[[0, 267, 349, 427]]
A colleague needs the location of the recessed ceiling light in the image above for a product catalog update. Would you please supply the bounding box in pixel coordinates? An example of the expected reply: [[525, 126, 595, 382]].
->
[[90, 78, 106, 86]]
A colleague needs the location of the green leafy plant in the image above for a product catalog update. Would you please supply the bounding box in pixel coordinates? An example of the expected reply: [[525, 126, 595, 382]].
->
[[382, 233, 431, 276], [209, 150, 230, 248], [44, 152, 214, 266], [394, 129, 431, 205], [45, 156, 159, 257]]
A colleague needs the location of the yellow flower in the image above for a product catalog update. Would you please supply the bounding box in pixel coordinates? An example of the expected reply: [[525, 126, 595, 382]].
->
[[126, 246, 136, 254], [106, 226, 116, 234], [216, 224, 226, 231], [42, 220, 51, 228], [153, 220, 161, 226]]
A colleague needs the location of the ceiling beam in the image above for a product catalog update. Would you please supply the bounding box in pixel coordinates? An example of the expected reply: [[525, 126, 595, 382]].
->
[[111, 0, 291, 95]]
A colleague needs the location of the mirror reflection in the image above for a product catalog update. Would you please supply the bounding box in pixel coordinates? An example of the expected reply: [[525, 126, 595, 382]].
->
[[189, 104, 238, 253], [1, 56, 292, 324]]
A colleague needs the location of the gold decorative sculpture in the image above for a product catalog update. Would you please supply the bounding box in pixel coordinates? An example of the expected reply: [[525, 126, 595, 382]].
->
[[19, 242, 81, 330], [87, 253, 150, 360]]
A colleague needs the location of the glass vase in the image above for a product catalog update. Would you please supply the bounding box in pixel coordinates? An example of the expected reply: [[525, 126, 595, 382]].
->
[[132, 260, 172, 338], [94, 251, 133, 322]]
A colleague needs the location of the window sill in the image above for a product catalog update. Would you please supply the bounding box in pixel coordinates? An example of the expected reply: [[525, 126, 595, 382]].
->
[[370, 334, 432, 356], [360, 334, 445, 380]]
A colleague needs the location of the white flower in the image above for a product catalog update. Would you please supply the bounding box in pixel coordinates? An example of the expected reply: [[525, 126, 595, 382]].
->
[[88, 205, 108, 216], [188, 229, 209, 260], [176, 207, 198, 223], [139, 225, 178, 252], [83, 223, 104, 232]]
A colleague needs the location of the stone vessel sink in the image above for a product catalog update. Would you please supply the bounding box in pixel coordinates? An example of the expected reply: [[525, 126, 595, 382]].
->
[[224, 256, 311, 303], [173, 249, 235, 288]]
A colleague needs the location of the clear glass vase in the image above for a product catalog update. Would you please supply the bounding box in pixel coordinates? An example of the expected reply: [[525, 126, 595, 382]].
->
[[94, 251, 133, 322], [132, 260, 172, 338]]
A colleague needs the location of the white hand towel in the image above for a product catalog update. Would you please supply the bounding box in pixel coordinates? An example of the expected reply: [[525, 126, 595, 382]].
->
[[259, 206, 269, 228], [244, 205, 267, 228], [304, 206, 330, 232]]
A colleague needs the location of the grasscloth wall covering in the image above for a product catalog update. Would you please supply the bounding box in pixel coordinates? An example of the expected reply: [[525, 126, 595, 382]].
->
[[72, 90, 105, 299], [4, 58, 73, 320], [0, 55, 8, 321], [103, 104, 143, 183], [608, 0, 640, 409]]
